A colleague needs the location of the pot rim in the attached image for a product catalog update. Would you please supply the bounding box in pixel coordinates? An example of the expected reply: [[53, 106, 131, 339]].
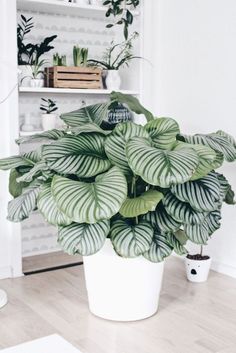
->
[[185, 256, 212, 262]]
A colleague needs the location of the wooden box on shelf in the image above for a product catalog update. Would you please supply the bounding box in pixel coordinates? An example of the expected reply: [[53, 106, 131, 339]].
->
[[44, 66, 103, 89]]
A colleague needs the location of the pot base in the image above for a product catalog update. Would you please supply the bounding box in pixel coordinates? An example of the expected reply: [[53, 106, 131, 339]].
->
[[83, 240, 164, 321]]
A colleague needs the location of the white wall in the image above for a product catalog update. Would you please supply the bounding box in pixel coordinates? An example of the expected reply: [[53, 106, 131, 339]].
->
[[0, 0, 22, 279], [152, 0, 236, 277]]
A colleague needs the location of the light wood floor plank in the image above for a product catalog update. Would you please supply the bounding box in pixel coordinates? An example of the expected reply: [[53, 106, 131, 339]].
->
[[0, 257, 236, 353]]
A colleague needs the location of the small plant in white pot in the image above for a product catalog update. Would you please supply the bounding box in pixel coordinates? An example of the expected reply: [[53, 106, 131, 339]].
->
[[0, 93, 235, 322], [88, 32, 140, 90], [40, 98, 58, 131], [185, 246, 213, 283], [29, 59, 46, 88]]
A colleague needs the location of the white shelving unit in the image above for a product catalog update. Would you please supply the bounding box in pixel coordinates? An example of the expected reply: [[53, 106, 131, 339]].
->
[[19, 87, 139, 95]]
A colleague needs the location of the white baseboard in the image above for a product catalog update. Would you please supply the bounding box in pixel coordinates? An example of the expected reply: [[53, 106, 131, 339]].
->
[[211, 261, 236, 279], [0, 266, 12, 280]]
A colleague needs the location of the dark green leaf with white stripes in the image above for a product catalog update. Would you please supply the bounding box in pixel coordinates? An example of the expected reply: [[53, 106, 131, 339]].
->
[[52, 167, 127, 223], [58, 220, 110, 256], [37, 183, 72, 226], [145, 117, 180, 149], [143, 230, 173, 262], [60, 102, 110, 127], [126, 137, 199, 187], [9, 169, 29, 198], [166, 232, 187, 255], [216, 173, 236, 204], [16, 160, 49, 183], [7, 183, 41, 222], [119, 190, 163, 218], [171, 172, 222, 212], [180, 131, 236, 162], [0, 149, 41, 170], [142, 202, 181, 232], [16, 129, 65, 145], [42, 134, 111, 177], [70, 123, 112, 136], [163, 192, 207, 224], [105, 122, 150, 175], [111, 220, 153, 258]]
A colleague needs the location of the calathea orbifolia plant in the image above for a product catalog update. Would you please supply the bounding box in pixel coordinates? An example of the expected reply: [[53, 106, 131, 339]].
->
[[0, 92, 235, 261]]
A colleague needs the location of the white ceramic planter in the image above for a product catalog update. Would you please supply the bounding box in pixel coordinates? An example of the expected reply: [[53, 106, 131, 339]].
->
[[41, 113, 57, 131], [18, 65, 32, 87], [83, 239, 164, 321], [30, 79, 44, 88], [185, 256, 212, 283], [105, 70, 121, 90], [0, 289, 8, 308]]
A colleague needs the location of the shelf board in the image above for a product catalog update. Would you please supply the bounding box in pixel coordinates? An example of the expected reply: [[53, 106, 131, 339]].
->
[[19, 130, 44, 136], [19, 87, 139, 95], [18, 0, 109, 18]]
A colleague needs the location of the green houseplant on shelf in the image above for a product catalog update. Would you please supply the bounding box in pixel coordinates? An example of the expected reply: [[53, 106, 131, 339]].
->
[[0, 92, 235, 321], [88, 32, 140, 90], [40, 98, 58, 131]]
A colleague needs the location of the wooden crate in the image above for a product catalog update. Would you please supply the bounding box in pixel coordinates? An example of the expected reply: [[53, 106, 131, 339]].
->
[[44, 66, 102, 89]]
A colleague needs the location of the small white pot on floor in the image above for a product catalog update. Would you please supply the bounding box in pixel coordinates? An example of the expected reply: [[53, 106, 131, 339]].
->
[[185, 255, 212, 283], [41, 113, 57, 131], [83, 239, 164, 321], [0, 289, 7, 309]]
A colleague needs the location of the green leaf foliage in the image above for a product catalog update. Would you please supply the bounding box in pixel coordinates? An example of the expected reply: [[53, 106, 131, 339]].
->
[[166, 232, 187, 256], [9, 169, 29, 198], [42, 134, 111, 177], [145, 117, 180, 149], [143, 230, 173, 262], [16, 129, 65, 145], [216, 173, 236, 205], [111, 220, 153, 258], [126, 137, 199, 187], [52, 167, 127, 223], [119, 190, 163, 218], [58, 220, 110, 256]]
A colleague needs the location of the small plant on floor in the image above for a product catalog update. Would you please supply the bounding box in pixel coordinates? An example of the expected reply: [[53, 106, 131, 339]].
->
[[53, 53, 67, 66], [103, 0, 140, 39], [40, 98, 58, 114], [0, 92, 235, 263], [73, 46, 88, 67], [88, 32, 139, 70]]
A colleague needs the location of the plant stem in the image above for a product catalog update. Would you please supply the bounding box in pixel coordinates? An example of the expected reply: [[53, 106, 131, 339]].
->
[[200, 245, 203, 256]]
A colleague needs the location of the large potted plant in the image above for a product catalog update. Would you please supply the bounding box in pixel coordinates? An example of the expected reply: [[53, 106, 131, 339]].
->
[[0, 93, 235, 321]]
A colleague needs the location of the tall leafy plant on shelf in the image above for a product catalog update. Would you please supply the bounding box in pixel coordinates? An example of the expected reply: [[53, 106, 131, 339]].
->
[[0, 92, 235, 261], [103, 0, 140, 39]]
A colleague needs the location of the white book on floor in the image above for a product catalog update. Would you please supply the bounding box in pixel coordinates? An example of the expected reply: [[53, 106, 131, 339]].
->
[[1, 334, 82, 353]]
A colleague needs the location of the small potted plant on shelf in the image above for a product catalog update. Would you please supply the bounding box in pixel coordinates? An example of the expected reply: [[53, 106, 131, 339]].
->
[[40, 98, 58, 131], [17, 14, 57, 87], [28, 59, 47, 88], [0, 92, 235, 322], [88, 32, 140, 90]]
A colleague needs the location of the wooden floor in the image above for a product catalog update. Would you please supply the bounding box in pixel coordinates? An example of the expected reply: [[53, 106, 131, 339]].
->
[[22, 251, 82, 273], [0, 257, 236, 353]]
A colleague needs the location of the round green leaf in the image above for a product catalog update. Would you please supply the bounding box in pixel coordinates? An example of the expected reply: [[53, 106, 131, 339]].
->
[[52, 166, 127, 223], [58, 220, 110, 256], [145, 117, 180, 149], [143, 230, 173, 262], [119, 190, 163, 218], [126, 137, 199, 187], [143, 202, 181, 232], [111, 220, 153, 258]]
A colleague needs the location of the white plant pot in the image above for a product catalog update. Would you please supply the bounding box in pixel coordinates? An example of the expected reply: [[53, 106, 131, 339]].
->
[[41, 113, 57, 131], [185, 256, 212, 283], [18, 65, 32, 87], [83, 239, 164, 321], [0, 289, 7, 309], [30, 79, 44, 88], [90, 0, 103, 6], [105, 70, 121, 90]]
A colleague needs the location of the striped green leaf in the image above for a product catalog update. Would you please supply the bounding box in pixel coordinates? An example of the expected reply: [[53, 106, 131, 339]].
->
[[16, 129, 65, 145], [163, 192, 207, 225], [216, 173, 236, 205], [70, 123, 112, 136], [181, 132, 236, 162], [60, 102, 110, 127], [142, 202, 181, 232], [171, 172, 221, 212], [7, 183, 41, 222], [174, 229, 188, 245], [145, 117, 180, 149], [37, 183, 72, 226], [105, 122, 150, 175], [52, 167, 127, 223], [0, 153, 37, 170], [184, 210, 221, 244], [110, 92, 154, 122], [58, 220, 110, 256], [16, 160, 49, 183], [126, 137, 199, 187], [166, 233, 187, 255], [119, 190, 163, 218], [216, 130, 236, 148], [42, 134, 111, 177], [111, 220, 153, 258], [143, 230, 173, 262]]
